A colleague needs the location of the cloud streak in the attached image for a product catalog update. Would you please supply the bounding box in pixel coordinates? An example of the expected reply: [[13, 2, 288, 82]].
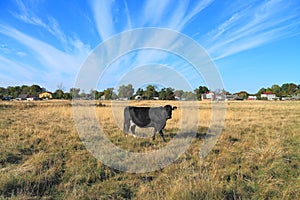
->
[[12, 0, 68, 45], [141, 0, 214, 31], [0, 54, 42, 86], [1, 0, 299, 92], [91, 0, 115, 41], [0, 24, 90, 89], [89, 0, 214, 85], [200, 0, 300, 60]]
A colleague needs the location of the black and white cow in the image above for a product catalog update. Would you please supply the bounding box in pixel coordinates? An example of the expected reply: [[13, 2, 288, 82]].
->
[[123, 105, 177, 142]]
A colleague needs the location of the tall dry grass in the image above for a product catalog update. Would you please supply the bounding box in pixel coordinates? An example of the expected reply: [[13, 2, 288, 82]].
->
[[0, 100, 299, 199]]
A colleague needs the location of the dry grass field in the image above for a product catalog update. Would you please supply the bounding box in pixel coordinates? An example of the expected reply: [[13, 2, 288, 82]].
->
[[0, 100, 299, 199]]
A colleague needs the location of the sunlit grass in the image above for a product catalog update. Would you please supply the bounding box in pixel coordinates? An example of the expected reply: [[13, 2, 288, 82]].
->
[[0, 100, 299, 199]]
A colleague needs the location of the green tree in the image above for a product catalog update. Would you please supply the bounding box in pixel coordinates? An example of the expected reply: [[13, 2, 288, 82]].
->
[[135, 88, 144, 98], [21, 85, 30, 94], [53, 89, 64, 99], [165, 87, 175, 100], [103, 88, 114, 100], [287, 83, 297, 95], [280, 83, 297, 96], [271, 84, 281, 97], [295, 85, 300, 95], [174, 90, 184, 99], [70, 88, 80, 99], [95, 91, 104, 100], [158, 88, 166, 100], [63, 92, 72, 100], [0, 87, 5, 98], [14, 86, 21, 98], [194, 86, 209, 100], [29, 84, 43, 96], [256, 87, 266, 99], [80, 90, 87, 99], [118, 84, 134, 99], [235, 91, 249, 99], [144, 85, 157, 100], [281, 83, 289, 96], [6, 86, 16, 97], [182, 91, 196, 100]]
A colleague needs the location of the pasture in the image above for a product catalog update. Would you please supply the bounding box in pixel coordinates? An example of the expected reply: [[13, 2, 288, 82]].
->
[[0, 100, 299, 199]]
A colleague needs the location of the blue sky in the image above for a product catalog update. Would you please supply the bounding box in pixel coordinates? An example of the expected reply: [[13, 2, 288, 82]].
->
[[0, 0, 299, 94]]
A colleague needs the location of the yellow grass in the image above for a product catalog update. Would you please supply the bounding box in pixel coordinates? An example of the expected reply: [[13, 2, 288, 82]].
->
[[0, 100, 299, 199]]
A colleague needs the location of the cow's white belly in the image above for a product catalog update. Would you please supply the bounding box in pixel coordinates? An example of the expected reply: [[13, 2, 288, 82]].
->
[[130, 120, 153, 128], [129, 120, 154, 138]]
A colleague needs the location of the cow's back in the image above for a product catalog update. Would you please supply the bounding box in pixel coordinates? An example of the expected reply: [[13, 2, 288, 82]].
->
[[129, 107, 151, 127]]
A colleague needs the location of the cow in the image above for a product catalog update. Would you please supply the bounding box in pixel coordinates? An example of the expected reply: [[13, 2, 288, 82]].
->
[[123, 105, 177, 142]]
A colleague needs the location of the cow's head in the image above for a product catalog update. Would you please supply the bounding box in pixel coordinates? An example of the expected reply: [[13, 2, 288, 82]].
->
[[164, 105, 177, 119]]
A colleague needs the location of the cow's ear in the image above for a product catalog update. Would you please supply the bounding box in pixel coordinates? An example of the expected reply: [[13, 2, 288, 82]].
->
[[172, 106, 177, 110]]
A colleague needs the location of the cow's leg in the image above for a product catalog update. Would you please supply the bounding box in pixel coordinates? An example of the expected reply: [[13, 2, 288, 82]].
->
[[130, 124, 136, 137], [152, 128, 157, 140], [159, 130, 166, 142], [154, 122, 166, 142]]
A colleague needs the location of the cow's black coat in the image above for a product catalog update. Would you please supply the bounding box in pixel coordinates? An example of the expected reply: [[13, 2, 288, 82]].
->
[[123, 105, 177, 142]]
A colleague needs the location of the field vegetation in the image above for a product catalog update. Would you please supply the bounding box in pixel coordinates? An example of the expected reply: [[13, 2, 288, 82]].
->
[[0, 100, 299, 199]]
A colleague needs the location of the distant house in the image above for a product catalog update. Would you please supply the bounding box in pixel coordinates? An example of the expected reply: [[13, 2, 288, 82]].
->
[[38, 92, 53, 99], [201, 92, 215, 101], [135, 95, 142, 100], [26, 95, 38, 101], [247, 95, 257, 100], [16, 94, 29, 101], [174, 96, 181, 101], [16, 94, 38, 101], [226, 94, 243, 101], [100, 95, 105, 100], [292, 94, 300, 100], [261, 92, 277, 100], [118, 97, 129, 101], [281, 97, 292, 101]]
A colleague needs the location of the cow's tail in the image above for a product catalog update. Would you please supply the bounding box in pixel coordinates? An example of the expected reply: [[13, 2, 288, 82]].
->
[[123, 106, 130, 135]]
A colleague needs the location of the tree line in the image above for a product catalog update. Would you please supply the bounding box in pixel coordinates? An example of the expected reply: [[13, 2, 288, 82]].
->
[[1, 83, 299, 100], [59, 85, 209, 101], [234, 83, 300, 100]]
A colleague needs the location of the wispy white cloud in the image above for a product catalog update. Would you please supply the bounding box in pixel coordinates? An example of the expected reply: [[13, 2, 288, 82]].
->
[[90, 0, 213, 43], [0, 43, 27, 57], [90, 0, 115, 41], [123, 0, 132, 30], [12, 0, 69, 48], [88, 0, 214, 90], [168, 0, 214, 31], [142, 0, 173, 26], [16, 51, 27, 57], [0, 43, 11, 54], [0, 25, 90, 90], [141, 0, 214, 31], [201, 0, 300, 60], [1, 0, 94, 90], [0, 54, 41, 84]]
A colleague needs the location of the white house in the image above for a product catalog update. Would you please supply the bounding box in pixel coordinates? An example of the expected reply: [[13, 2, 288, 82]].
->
[[174, 96, 181, 101], [261, 92, 276, 100], [247, 95, 257, 100], [135, 95, 142, 100], [26, 95, 38, 101], [100, 95, 105, 100], [201, 92, 215, 101]]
